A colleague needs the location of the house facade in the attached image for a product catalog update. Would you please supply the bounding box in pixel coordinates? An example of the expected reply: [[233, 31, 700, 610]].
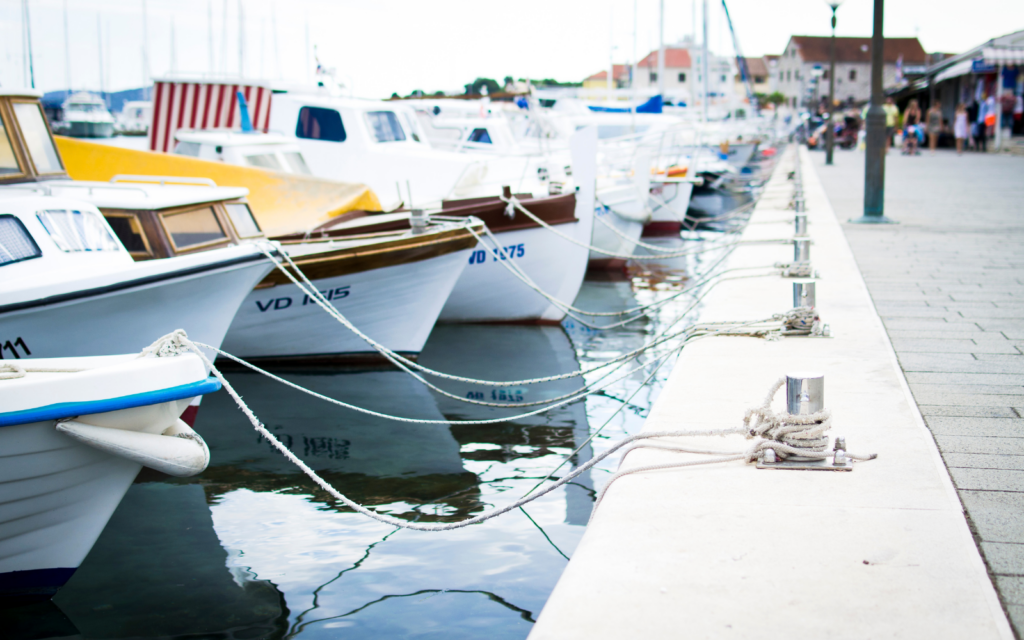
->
[[775, 36, 927, 108], [631, 41, 736, 105]]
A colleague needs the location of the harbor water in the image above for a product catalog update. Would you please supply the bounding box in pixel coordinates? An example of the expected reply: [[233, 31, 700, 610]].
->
[[12, 191, 755, 640]]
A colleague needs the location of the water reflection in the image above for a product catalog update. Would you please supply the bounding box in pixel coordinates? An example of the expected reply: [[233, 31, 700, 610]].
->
[[27, 183, 765, 640]]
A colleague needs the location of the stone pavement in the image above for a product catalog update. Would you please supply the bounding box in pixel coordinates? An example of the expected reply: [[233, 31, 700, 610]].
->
[[814, 148, 1024, 637]]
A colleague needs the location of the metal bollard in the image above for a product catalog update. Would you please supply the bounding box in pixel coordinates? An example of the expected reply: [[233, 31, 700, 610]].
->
[[794, 238, 811, 263], [410, 209, 428, 235], [794, 197, 805, 213], [786, 372, 824, 415], [793, 280, 816, 309], [794, 214, 808, 237]]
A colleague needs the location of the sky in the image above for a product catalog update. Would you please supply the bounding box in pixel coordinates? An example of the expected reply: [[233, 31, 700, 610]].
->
[[1, 0, 1021, 100]]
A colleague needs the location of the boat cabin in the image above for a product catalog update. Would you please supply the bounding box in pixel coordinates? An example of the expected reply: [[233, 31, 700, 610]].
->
[[0, 90, 70, 185], [173, 130, 313, 175]]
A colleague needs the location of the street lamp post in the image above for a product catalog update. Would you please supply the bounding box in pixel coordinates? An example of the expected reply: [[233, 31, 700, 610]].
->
[[850, 0, 896, 224], [825, 2, 840, 165]]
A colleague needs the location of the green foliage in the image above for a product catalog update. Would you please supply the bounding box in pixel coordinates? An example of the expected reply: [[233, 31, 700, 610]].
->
[[464, 78, 502, 96]]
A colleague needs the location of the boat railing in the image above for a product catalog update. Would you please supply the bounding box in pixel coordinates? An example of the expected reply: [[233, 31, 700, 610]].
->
[[110, 175, 218, 187]]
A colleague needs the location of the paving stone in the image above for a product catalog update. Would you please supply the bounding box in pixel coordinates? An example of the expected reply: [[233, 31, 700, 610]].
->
[[949, 467, 1024, 492], [980, 542, 1024, 575], [881, 318, 982, 331], [924, 417, 1024, 438], [887, 330, 1000, 340], [995, 576, 1024, 605], [911, 392, 1024, 407], [898, 354, 1024, 375], [1003, 604, 1024, 637], [956, 309, 1024, 320], [905, 372, 1024, 385], [958, 491, 1024, 543], [890, 339, 1020, 354], [944, 453, 1024, 471], [935, 436, 1024, 456], [920, 405, 1020, 418]]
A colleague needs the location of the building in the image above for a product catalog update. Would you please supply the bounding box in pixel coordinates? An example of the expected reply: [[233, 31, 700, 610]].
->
[[735, 57, 770, 98], [775, 35, 927, 108], [631, 39, 736, 105], [582, 65, 632, 90]]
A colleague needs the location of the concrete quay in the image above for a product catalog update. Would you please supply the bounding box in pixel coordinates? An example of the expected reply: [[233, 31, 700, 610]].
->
[[529, 146, 1013, 639], [815, 148, 1024, 636]]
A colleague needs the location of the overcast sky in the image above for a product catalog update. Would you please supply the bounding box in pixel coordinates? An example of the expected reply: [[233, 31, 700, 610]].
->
[[1, 0, 1021, 99]]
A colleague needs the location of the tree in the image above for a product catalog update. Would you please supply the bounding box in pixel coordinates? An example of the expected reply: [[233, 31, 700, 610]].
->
[[464, 78, 502, 96]]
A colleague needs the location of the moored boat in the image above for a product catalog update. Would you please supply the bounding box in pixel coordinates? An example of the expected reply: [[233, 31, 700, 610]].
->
[[57, 92, 115, 139], [0, 346, 220, 601]]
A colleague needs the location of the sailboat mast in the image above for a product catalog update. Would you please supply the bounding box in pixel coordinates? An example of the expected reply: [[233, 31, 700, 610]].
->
[[97, 15, 105, 100], [22, 0, 36, 89], [702, 0, 709, 122], [63, 0, 72, 92], [657, 0, 665, 97], [141, 0, 150, 87], [238, 0, 244, 76], [208, 0, 214, 74]]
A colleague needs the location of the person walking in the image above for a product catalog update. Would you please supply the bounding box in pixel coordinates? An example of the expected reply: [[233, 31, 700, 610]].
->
[[926, 101, 943, 154], [903, 99, 922, 155], [976, 95, 990, 152], [954, 103, 969, 155], [883, 97, 899, 152]]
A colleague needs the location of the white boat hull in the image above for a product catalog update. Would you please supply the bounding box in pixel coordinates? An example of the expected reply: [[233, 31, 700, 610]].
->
[[645, 181, 695, 235], [0, 257, 272, 358], [589, 185, 648, 268], [439, 222, 589, 323], [222, 249, 470, 360]]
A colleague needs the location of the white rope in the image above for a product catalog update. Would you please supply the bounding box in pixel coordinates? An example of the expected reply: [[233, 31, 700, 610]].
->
[[0, 363, 85, 380]]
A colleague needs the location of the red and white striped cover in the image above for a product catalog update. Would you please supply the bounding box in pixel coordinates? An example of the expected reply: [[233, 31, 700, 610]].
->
[[149, 79, 274, 153]]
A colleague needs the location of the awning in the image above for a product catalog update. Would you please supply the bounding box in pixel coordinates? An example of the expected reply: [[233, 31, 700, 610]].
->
[[982, 47, 1024, 65], [934, 59, 974, 83]]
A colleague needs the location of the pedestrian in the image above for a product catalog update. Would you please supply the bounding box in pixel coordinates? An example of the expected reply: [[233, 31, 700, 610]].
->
[[926, 101, 943, 154], [954, 103, 968, 155], [883, 97, 899, 152], [976, 95, 990, 152], [903, 99, 921, 155]]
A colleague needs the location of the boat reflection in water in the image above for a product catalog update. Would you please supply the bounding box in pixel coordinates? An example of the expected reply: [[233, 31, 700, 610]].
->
[[46, 323, 596, 638]]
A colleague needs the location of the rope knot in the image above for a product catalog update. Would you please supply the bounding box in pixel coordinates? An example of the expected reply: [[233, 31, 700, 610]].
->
[[499, 193, 519, 219], [741, 377, 833, 463], [139, 330, 193, 359]]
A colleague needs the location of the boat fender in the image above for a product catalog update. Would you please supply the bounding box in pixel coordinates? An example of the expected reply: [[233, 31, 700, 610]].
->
[[56, 418, 210, 477]]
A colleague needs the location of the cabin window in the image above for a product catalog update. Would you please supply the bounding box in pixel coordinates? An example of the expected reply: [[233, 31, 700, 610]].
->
[[160, 206, 227, 250], [0, 119, 22, 175], [0, 215, 42, 266], [36, 209, 120, 252], [174, 141, 202, 157], [296, 107, 346, 142], [678, 72, 686, 82], [282, 151, 312, 175], [12, 102, 63, 174], [225, 203, 262, 238], [468, 128, 492, 144], [244, 153, 284, 171], [365, 111, 407, 143], [103, 213, 151, 258]]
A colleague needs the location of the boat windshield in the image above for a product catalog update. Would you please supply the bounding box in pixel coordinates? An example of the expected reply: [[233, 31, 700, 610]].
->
[[365, 111, 407, 143], [0, 215, 42, 266], [13, 102, 63, 174], [244, 153, 284, 171], [69, 103, 105, 113], [161, 206, 227, 250], [0, 118, 21, 175], [36, 209, 121, 252], [225, 203, 262, 238], [282, 151, 312, 175]]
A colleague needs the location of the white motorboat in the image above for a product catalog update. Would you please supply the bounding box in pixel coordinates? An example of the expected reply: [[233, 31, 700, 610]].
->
[[0, 192, 273, 359], [173, 130, 313, 175], [58, 92, 115, 139], [0, 347, 219, 601], [114, 101, 152, 136]]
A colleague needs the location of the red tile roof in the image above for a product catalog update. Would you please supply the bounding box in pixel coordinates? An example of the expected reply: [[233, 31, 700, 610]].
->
[[585, 64, 632, 82], [638, 48, 692, 68], [743, 57, 768, 77], [788, 36, 927, 64]]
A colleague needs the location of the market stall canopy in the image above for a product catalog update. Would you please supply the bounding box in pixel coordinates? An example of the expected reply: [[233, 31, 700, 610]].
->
[[982, 47, 1024, 65]]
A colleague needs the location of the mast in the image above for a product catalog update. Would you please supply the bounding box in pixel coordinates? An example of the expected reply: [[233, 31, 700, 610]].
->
[[701, 0, 709, 122], [63, 0, 71, 93], [607, 5, 614, 102], [721, 0, 756, 112], [272, 4, 281, 78], [141, 0, 149, 88], [221, 0, 228, 74], [657, 0, 665, 97], [238, 0, 245, 76], [22, 0, 36, 89], [170, 16, 177, 73], [632, 0, 638, 99], [208, 0, 214, 74], [304, 17, 311, 83], [97, 15, 105, 99]]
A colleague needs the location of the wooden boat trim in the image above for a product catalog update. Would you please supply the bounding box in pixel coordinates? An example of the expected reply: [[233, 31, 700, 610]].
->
[[256, 224, 481, 288]]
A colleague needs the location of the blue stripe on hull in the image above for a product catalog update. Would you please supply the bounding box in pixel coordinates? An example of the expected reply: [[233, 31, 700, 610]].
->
[[0, 568, 76, 602], [0, 377, 222, 427]]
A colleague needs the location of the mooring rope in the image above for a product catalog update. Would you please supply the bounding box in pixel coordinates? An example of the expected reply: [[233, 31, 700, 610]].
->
[[147, 331, 871, 532]]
